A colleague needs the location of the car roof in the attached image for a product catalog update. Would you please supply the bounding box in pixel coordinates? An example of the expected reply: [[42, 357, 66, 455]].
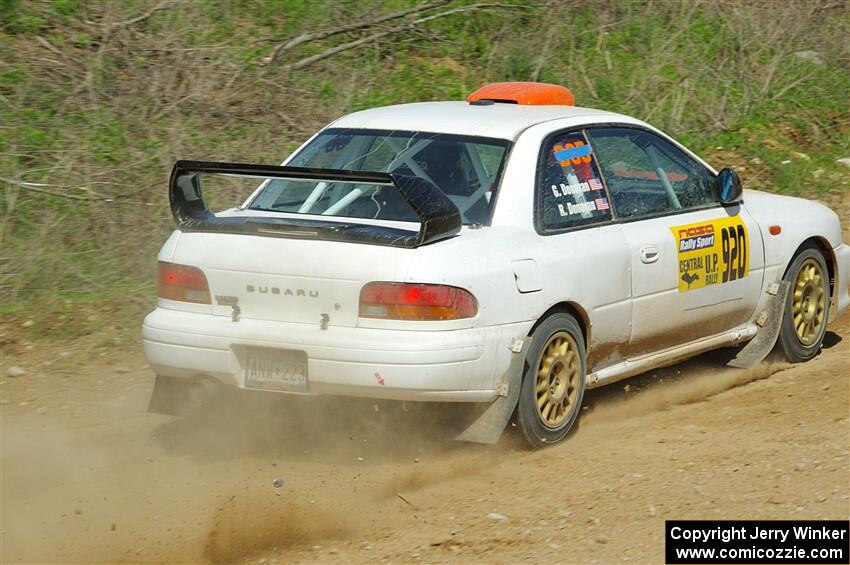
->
[[328, 101, 635, 141]]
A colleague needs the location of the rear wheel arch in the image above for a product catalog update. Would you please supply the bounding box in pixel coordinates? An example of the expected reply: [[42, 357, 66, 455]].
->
[[530, 301, 590, 348], [517, 311, 587, 448]]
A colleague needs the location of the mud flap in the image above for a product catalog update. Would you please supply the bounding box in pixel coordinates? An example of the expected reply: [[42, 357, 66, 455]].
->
[[148, 375, 193, 415], [149, 375, 184, 415], [148, 375, 217, 416], [455, 336, 531, 445], [727, 281, 790, 369]]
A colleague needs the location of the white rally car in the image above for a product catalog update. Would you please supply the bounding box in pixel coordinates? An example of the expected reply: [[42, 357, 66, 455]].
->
[[143, 82, 850, 448]]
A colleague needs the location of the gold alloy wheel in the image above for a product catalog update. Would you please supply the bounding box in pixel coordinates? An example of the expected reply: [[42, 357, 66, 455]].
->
[[791, 258, 827, 346], [534, 331, 580, 429]]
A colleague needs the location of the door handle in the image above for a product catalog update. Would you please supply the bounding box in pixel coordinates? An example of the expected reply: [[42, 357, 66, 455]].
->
[[640, 245, 659, 264]]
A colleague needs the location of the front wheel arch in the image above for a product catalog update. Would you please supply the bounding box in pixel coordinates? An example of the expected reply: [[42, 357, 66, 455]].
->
[[783, 236, 836, 307], [778, 242, 831, 362]]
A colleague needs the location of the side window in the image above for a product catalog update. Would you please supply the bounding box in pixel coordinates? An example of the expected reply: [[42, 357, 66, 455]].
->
[[586, 128, 718, 219], [537, 131, 613, 232]]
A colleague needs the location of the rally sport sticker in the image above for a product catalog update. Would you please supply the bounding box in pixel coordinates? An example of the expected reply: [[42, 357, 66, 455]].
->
[[671, 217, 749, 292]]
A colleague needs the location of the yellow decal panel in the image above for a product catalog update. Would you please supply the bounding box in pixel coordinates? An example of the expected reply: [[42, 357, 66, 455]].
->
[[671, 216, 749, 292]]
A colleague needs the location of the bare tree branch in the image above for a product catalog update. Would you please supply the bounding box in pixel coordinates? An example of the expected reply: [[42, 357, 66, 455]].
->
[[2, 178, 95, 201], [530, 24, 557, 82], [279, 3, 534, 72], [1, 178, 154, 205], [35, 36, 65, 58], [267, 0, 451, 65], [105, 0, 178, 34], [769, 71, 815, 101]]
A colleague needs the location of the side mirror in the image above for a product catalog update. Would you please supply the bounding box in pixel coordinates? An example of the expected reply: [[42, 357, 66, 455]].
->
[[717, 167, 743, 204]]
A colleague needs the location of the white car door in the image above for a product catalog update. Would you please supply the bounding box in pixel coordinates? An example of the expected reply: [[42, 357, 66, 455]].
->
[[585, 126, 765, 358], [533, 128, 633, 372]]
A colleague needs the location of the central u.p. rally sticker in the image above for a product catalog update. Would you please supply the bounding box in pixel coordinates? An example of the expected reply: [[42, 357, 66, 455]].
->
[[671, 216, 749, 292]]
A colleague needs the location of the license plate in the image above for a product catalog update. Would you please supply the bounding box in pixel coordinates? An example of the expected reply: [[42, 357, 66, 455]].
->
[[244, 348, 308, 392]]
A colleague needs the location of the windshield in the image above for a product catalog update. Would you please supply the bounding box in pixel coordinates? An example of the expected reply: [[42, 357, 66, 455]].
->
[[247, 129, 510, 225]]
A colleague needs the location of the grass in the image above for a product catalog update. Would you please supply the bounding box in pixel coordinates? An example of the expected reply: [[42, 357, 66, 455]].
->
[[1, 0, 848, 331]]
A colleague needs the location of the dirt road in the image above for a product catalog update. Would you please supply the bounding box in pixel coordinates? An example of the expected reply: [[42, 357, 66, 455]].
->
[[1, 315, 848, 564]]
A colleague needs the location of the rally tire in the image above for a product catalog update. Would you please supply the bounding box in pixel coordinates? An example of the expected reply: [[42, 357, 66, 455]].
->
[[778, 245, 830, 363], [517, 313, 586, 449]]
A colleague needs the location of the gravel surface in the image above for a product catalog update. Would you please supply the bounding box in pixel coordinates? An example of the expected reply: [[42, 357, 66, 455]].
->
[[1, 315, 847, 563]]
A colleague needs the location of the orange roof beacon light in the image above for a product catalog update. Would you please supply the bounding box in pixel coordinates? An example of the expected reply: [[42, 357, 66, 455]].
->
[[466, 82, 575, 106]]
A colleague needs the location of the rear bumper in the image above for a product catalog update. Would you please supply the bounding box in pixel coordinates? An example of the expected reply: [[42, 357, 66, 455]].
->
[[142, 307, 531, 402]]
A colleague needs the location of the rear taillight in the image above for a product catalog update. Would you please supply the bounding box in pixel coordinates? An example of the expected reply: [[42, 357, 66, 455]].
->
[[157, 261, 211, 304], [359, 282, 477, 321]]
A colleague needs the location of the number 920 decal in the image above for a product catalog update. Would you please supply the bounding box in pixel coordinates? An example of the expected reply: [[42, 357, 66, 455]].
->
[[671, 216, 749, 292]]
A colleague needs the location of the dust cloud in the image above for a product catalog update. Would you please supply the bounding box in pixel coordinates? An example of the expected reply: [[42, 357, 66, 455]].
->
[[582, 352, 792, 428], [1, 369, 506, 563]]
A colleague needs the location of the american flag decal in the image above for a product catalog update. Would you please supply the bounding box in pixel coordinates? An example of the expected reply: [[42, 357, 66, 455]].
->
[[595, 197, 610, 210], [588, 178, 603, 191]]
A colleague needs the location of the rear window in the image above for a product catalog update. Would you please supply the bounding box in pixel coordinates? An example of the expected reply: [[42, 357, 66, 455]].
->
[[536, 130, 612, 232], [248, 129, 511, 225]]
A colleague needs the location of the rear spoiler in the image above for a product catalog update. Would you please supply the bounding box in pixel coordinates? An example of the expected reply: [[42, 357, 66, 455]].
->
[[169, 160, 462, 248]]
